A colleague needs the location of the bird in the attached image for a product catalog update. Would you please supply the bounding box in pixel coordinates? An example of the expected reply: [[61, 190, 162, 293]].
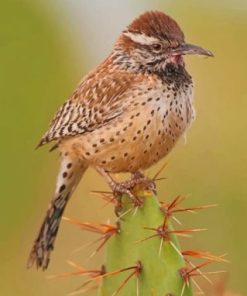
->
[[27, 11, 213, 270]]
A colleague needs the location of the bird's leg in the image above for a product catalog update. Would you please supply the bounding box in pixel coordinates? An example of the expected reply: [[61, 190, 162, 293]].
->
[[96, 167, 143, 207], [130, 171, 156, 194], [131, 171, 145, 180]]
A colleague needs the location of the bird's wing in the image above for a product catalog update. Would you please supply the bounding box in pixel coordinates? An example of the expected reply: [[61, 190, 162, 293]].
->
[[38, 68, 142, 147]]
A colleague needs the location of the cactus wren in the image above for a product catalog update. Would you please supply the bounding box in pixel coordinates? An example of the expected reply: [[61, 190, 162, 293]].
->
[[28, 11, 213, 270]]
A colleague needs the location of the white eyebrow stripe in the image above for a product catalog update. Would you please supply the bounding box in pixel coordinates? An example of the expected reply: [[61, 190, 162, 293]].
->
[[123, 31, 159, 45]]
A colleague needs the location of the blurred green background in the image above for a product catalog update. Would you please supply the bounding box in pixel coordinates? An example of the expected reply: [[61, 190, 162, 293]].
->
[[1, 0, 247, 295]]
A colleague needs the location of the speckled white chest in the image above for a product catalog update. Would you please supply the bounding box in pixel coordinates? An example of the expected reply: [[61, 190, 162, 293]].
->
[[73, 79, 194, 173]]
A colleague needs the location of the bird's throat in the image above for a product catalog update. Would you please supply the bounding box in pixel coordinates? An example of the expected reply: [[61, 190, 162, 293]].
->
[[155, 61, 192, 86]]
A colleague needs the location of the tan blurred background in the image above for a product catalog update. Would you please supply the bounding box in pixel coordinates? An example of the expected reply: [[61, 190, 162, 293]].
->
[[1, 0, 247, 295]]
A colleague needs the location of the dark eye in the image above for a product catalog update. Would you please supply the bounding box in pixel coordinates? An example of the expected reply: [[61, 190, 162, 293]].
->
[[152, 43, 162, 52]]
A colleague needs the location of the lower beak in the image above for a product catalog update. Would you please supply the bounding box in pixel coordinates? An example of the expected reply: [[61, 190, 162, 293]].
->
[[171, 43, 214, 57]]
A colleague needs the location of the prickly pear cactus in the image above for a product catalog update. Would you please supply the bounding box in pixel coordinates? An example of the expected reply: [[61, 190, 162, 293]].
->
[[98, 188, 193, 296]]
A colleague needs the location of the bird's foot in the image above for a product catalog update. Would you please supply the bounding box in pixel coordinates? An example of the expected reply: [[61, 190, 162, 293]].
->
[[96, 168, 156, 209], [130, 171, 156, 194], [112, 182, 143, 207]]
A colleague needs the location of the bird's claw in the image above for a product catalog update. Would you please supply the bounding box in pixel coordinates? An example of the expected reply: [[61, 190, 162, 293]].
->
[[112, 183, 143, 207], [112, 174, 156, 207]]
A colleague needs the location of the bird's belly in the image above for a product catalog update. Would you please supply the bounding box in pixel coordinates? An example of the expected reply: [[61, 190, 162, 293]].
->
[[68, 83, 194, 173], [87, 116, 183, 173], [102, 132, 178, 173]]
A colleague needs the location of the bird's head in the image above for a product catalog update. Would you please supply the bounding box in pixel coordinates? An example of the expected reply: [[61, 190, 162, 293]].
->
[[114, 11, 213, 73]]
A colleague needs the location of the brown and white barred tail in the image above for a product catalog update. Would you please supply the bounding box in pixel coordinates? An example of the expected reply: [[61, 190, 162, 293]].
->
[[27, 155, 87, 270]]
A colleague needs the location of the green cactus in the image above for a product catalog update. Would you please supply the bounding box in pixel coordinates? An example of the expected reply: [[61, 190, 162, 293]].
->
[[61, 180, 223, 296], [98, 187, 193, 296]]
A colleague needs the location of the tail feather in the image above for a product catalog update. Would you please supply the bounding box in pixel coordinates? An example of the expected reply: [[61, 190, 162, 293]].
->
[[27, 155, 87, 270]]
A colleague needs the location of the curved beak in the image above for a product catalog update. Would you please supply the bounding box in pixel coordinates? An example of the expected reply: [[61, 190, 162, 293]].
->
[[171, 43, 214, 57]]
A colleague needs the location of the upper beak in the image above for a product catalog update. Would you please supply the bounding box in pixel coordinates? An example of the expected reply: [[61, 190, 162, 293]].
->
[[171, 43, 214, 57]]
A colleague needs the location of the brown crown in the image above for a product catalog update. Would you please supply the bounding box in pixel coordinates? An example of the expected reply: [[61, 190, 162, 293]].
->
[[127, 11, 185, 42]]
